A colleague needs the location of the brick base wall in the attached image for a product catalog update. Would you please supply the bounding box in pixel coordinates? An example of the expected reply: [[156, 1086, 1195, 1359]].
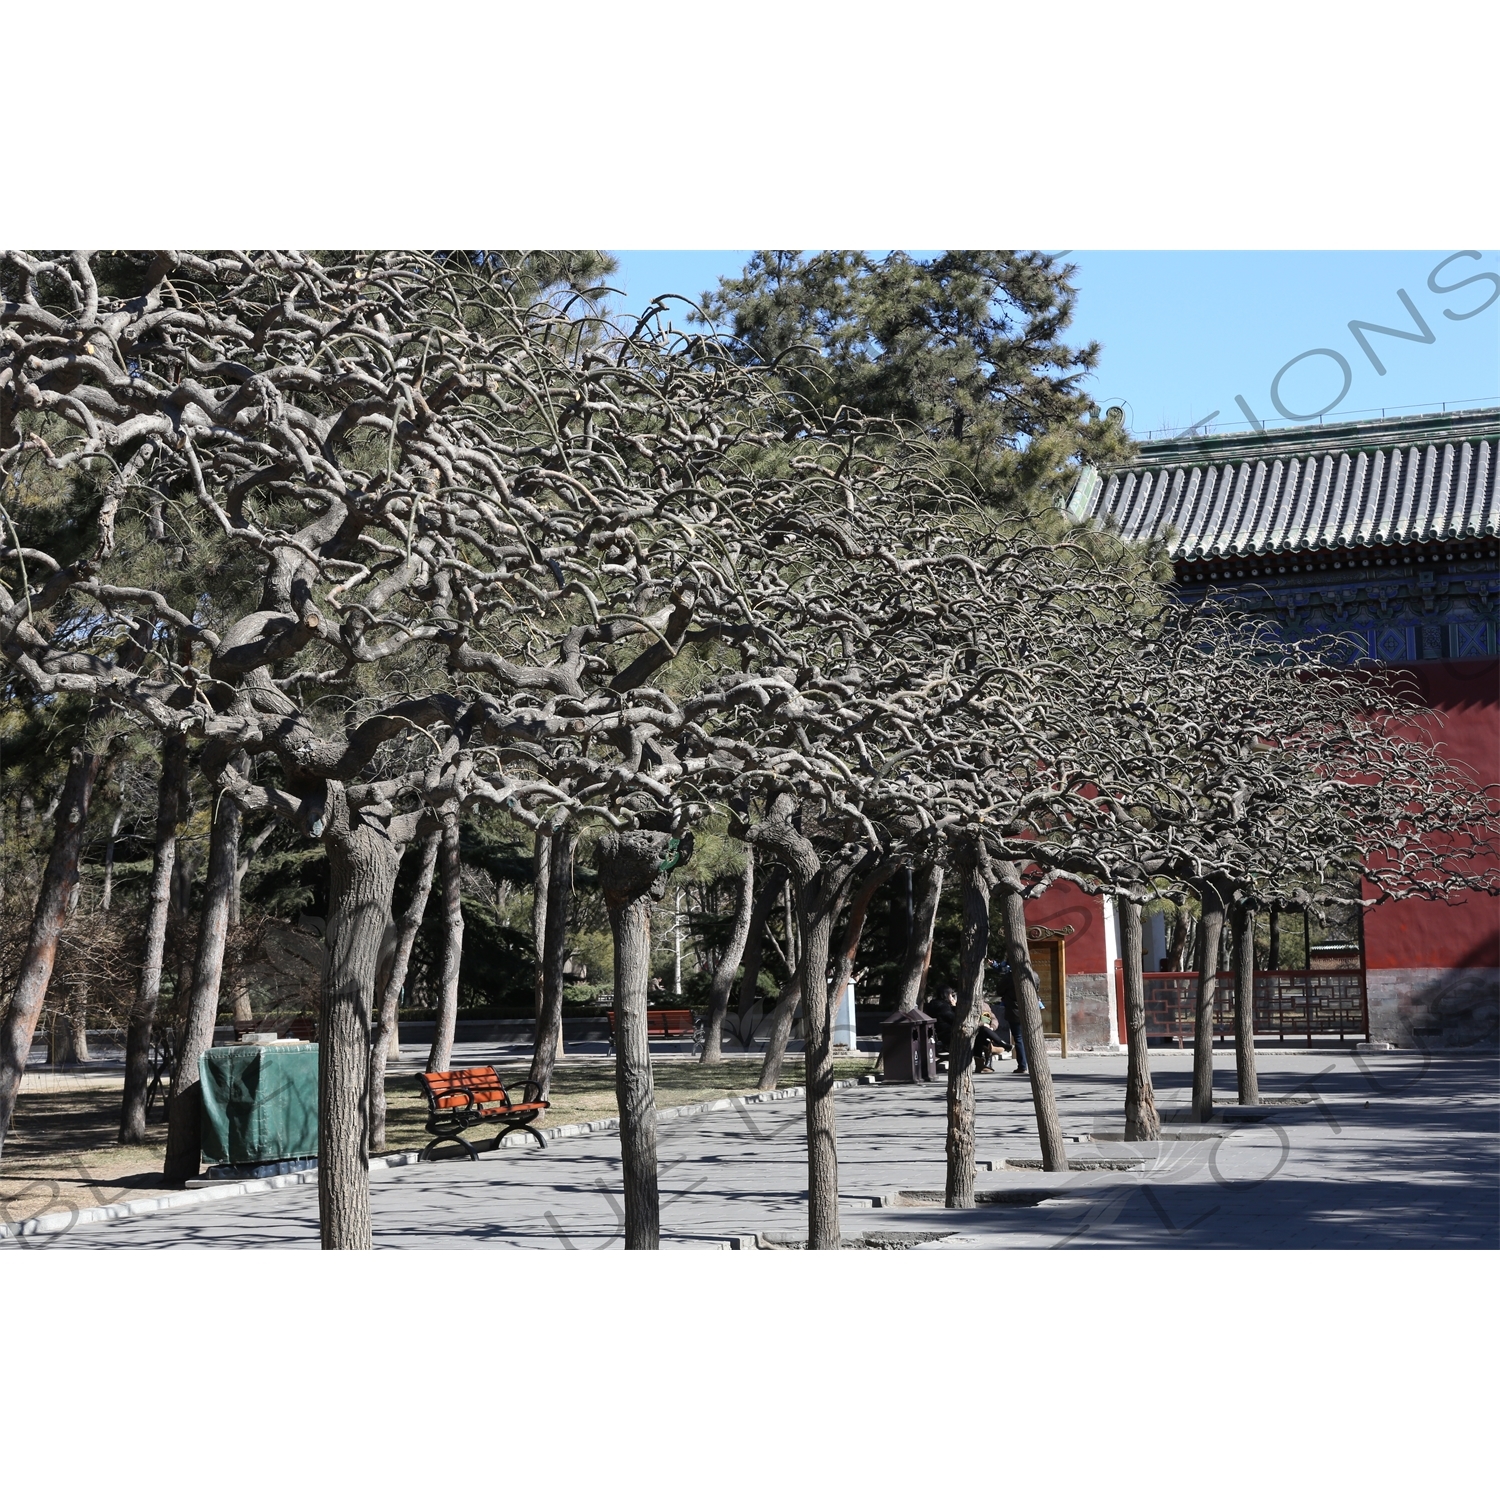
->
[[1066, 973, 1114, 1049], [1366, 968, 1499, 1047]]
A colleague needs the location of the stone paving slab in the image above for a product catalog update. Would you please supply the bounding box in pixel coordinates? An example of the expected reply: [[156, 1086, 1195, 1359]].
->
[[8, 1052, 1496, 1250]]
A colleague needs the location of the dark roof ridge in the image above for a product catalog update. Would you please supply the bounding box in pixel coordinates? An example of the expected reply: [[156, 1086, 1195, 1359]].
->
[[1126, 406, 1500, 470]]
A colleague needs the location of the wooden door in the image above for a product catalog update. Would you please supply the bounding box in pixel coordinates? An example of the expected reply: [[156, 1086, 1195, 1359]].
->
[[1027, 937, 1069, 1056]]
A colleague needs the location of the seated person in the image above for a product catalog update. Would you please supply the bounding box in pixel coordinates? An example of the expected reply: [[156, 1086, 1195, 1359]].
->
[[928, 987, 1011, 1073], [973, 1000, 1010, 1073], [925, 985, 958, 1038]]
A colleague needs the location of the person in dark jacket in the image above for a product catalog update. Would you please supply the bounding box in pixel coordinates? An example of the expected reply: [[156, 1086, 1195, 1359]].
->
[[924, 985, 957, 1067], [997, 961, 1031, 1074], [926, 985, 958, 1035]]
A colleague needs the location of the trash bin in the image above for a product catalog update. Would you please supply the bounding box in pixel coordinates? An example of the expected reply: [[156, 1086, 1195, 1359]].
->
[[199, 1042, 319, 1176], [880, 1008, 937, 1083]]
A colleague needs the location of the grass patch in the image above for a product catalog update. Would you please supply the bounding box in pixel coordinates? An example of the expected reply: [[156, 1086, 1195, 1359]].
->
[[2, 1079, 170, 1228]]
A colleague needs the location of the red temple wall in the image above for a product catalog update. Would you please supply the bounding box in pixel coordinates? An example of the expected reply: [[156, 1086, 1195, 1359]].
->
[[1024, 881, 1107, 974], [1362, 659, 1500, 972], [1024, 880, 1114, 1048], [1359, 659, 1499, 1045]]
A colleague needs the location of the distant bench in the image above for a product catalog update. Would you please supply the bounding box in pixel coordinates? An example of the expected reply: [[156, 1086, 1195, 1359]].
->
[[606, 1009, 699, 1051], [418, 1067, 549, 1160]]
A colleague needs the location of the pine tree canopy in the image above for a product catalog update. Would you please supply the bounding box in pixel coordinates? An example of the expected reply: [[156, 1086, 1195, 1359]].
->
[[694, 249, 1133, 511]]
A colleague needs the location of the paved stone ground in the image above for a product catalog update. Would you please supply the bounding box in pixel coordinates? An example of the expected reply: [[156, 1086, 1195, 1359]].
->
[[11, 1051, 1497, 1249]]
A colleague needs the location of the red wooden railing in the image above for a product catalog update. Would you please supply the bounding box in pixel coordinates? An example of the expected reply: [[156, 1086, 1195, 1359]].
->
[[1114, 967, 1368, 1045]]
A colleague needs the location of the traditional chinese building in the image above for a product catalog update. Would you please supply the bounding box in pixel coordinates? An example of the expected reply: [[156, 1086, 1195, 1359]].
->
[[1044, 408, 1500, 1048]]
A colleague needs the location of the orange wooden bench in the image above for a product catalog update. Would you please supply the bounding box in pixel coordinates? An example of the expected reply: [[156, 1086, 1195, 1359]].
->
[[606, 1008, 699, 1051], [417, 1066, 549, 1160]]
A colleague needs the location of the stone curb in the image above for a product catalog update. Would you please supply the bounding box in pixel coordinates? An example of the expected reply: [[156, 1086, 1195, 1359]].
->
[[0, 1077, 864, 1243]]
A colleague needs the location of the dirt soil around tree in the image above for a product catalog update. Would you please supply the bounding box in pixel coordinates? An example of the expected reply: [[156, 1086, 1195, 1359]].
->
[[1, 1057, 872, 1229]]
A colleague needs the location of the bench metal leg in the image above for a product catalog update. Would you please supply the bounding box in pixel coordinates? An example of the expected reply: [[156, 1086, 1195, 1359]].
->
[[494, 1121, 548, 1150], [421, 1132, 480, 1163]]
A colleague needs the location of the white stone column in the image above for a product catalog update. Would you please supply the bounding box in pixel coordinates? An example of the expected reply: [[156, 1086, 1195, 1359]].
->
[[1103, 895, 1124, 1050], [833, 980, 857, 1052]]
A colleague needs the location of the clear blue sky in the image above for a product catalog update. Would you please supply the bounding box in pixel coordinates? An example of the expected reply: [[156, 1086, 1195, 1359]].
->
[[607, 250, 1500, 440]]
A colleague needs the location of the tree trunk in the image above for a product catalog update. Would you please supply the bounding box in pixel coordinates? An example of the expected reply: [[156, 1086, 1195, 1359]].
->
[[827, 862, 897, 1025], [1191, 879, 1227, 1122], [596, 830, 673, 1250], [424, 817, 464, 1073], [744, 798, 859, 1251], [794, 882, 841, 1250], [735, 864, 786, 1043], [0, 744, 106, 1158], [65, 992, 90, 1063], [532, 827, 551, 1028], [777, 874, 799, 977], [229, 980, 253, 1025], [169, 843, 196, 1037], [755, 971, 804, 1091], [700, 846, 755, 1065], [320, 783, 403, 1250], [369, 825, 440, 1152], [995, 862, 1067, 1170], [945, 838, 992, 1208], [227, 820, 273, 1027], [100, 807, 123, 912], [1121, 897, 1160, 1141], [528, 822, 576, 1101], [672, 888, 683, 997], [163, 763, 244, 1182], [1268, 906, 1282, 970], [1233, 900, 1260, 1106], [49, 988, 90, 1065], [1167, 899, 1193, 973], [894, 859, 943, 1011]]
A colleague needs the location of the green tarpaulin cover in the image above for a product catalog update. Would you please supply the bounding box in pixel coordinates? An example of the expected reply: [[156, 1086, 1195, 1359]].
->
[[199, 1044, 319, 1166]]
